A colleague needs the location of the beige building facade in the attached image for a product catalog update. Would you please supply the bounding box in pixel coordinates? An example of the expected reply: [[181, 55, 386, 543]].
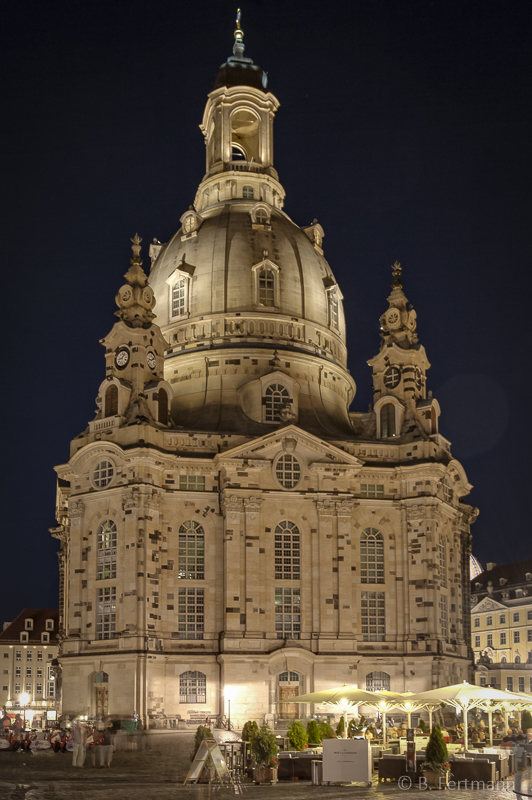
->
[[53, 22, 478, 726], [0, 610, 59, 727], [472, 560, 532, 695]]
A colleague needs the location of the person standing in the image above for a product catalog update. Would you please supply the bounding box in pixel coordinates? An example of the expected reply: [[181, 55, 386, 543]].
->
[[99, 725, 113, 767], [71, 720, 87, 768]]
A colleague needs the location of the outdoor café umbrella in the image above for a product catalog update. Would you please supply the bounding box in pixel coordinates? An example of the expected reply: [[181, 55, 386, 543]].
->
[[404, 681, 529, 751], [362, 690, 407, 744], [281, 685, 382, 739]]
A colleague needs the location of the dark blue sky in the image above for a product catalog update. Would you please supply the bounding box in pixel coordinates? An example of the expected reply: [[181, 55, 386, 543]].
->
[[2, 0, 530, 622]]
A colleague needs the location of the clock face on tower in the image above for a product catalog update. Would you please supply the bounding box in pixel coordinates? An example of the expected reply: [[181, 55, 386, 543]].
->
[[384, 366, 401, 389], [115, 348, 130, 369], [146, 351, 156, 371]]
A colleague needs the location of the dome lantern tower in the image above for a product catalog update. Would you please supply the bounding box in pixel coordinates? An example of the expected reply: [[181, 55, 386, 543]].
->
[[196, 10, 284, 213]]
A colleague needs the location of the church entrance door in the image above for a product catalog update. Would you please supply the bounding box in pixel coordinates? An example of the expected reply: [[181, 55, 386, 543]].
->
[[95, 686, 108, 718], [278, 671, 300, 719]]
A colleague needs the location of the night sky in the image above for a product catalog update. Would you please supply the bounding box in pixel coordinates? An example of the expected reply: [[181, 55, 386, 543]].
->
[[2, 0, 530, 623]]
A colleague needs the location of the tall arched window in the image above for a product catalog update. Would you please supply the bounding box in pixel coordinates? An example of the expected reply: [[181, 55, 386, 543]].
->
[[360, 529, 384, 584], [158, 388, 168, 425], [172, 278, 190, 317], [178, 521, 205, 580], [275, 521, 300, 580], [104, 385, 118, 417], [243, 185, 254, 199], [97, 520, 117, 580], [380, 404, 396, 438], [366, 671, 390, 691], [264, 384, 290, 422], [258, 269, 275, 306], [94, 671, 109, 683], [179, 670, 206, 703]]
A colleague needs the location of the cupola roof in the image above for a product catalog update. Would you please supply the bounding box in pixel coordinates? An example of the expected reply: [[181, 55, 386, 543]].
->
[[214, 9, 268, 91]]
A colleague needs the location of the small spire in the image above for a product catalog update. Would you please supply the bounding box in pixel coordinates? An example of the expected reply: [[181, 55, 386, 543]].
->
[[391, 260, 403, 290], [234, 8, 243, 42], [115, 234, 156, 327], [130, 233, 142, 264]]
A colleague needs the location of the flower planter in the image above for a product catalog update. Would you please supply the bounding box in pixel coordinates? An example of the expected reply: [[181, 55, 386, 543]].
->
[[422, 769, 450, 789], [253, 766, 278, 785]]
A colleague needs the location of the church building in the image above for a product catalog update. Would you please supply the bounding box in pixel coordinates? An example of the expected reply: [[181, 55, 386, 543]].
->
[[52, 17, 478, 726]]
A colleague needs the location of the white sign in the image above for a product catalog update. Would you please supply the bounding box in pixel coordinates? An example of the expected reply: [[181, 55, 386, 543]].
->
[[322, 738, 372, 784], [184, 738, 233, 785]]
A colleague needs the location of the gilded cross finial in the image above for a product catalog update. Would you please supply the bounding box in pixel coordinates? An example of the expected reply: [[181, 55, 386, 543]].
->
[[234, 8, 244, 41], [391, 260, 403, 289]]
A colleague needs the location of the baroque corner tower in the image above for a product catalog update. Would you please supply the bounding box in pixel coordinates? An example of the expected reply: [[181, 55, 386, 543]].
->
[[53, 13, 478, 726]]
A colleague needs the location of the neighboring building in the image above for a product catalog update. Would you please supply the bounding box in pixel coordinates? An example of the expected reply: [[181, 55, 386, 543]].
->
[[52, 18, 478, 726], [0, 609, 59, 727], [471, 560, 532, 693]]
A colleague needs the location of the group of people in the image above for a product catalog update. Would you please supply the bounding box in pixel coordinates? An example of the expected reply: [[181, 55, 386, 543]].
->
[[69, 718, 114, 768]]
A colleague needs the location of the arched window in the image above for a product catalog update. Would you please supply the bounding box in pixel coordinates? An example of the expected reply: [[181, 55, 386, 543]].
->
[[94, 672, 109, 683], [158, 388, 168, 425], [486, 615, 493, 626], [178, 521, 205, 580], [179, 670, 206, 703], [243, 185, 254, 199], [275, 521, 300, 580], [275, 454, 301, 489], [97, 520, 117, 580], [278, 671, 300, 683], [104, 385, 118, 417], [258, 269, 275, 306], [264, 384, 290, 422], [431, 406, 438, 434], [360, 529, 384, 584], [231, 143, 246, 161], [439, 535, 447, 588], [366, 671, 390, 691], [255, 207, 269, 224], [501, 655, 507, 663], [172, 278, 188, 317], [515, 653, 521, 663], [380, 404, 396, 438]]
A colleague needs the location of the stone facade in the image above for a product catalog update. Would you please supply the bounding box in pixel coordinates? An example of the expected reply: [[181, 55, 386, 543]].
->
[[53, 22, 478, 727]]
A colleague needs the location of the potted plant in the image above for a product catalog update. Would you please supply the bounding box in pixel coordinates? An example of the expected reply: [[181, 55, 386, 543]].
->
[[420, 724, 451, 789], [306, 719, 321, 746], [318, 720, 335, 740], [336, 716, 345, 737], [250, 723, 279, 784], [288, 720, 308, 751], [241, 720, 259, 741]]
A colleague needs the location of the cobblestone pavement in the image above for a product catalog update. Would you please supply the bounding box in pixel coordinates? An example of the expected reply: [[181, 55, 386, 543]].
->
[[0, 732, 529, 800]]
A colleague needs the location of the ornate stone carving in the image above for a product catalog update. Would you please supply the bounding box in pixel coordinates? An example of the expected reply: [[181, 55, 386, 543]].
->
[[244, 497, 262, 519], [122, 490, 140, 510], [336, 500, 354, 516], [69, 501, 85, 520], [317, 500, 335, 516]]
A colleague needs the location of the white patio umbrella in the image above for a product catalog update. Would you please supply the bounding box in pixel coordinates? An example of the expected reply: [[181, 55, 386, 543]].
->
[[363, 690, 407, 744], [282, 685, 382, 739], [394, 691, 432, 729], [404, 681, 529, 751]]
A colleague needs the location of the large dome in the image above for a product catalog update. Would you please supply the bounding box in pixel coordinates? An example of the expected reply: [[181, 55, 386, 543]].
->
[[149, 201, 347, 368]]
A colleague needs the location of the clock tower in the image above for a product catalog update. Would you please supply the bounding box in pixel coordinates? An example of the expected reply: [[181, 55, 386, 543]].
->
[[95, 234, 172, 427]]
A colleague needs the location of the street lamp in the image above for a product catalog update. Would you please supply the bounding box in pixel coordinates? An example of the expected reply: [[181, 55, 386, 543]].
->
[[19, 692, 30, 732]]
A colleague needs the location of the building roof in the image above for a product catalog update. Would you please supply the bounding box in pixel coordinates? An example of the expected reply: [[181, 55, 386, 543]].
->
[[0, 609, 59, 644], [471, 559, 532, 601]]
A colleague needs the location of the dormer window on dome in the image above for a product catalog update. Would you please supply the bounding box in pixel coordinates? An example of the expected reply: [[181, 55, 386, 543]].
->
[[242, 184, 254, 199], [251, 257, 279, 309], [180, 209, 203, 241], [166, 258, 196, 320], [249, 202, 271, 229], [302, 221, 325, 254]]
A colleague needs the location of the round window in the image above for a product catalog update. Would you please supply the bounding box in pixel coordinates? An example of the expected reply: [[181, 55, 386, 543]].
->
[[275, 454, 301, 489], [93, 460, 114, 488]]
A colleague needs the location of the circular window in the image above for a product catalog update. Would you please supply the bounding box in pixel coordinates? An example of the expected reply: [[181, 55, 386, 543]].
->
[[93, 460, 114, 488], [275, 454, 301, 489], [383, 366, 401, 389]]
